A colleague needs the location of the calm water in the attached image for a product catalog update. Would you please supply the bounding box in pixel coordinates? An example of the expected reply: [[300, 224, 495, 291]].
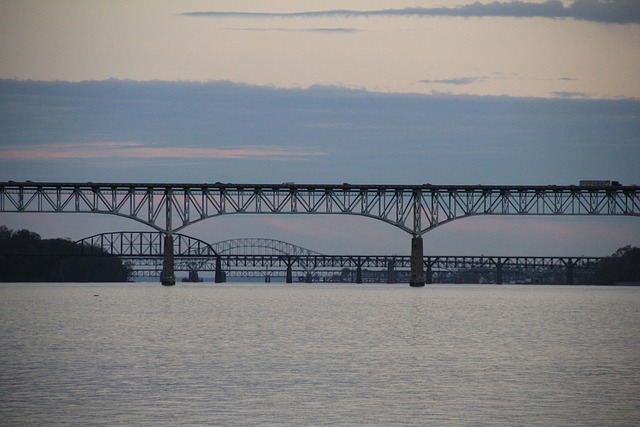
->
[[1, 282, 639, 426]]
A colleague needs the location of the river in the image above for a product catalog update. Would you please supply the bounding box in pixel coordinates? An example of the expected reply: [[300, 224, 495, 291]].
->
[[1, 282, 639, 426]]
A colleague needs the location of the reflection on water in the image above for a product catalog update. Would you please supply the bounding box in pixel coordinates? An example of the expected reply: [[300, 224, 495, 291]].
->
[[1, 283, 639, 426]]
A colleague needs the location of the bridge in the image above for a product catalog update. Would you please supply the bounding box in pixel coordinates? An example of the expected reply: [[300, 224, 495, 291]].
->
[[2, 181, 638, 286], [71, 232, 325, 283], [72, 232, 606, 285]]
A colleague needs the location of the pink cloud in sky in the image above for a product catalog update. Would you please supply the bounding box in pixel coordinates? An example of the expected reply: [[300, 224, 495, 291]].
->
[[0, 141, 327, 160]]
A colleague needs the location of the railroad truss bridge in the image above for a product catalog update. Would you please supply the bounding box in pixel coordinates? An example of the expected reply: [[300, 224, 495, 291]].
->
[[72, 232, 607, 285], [2, 181, 638, 286]]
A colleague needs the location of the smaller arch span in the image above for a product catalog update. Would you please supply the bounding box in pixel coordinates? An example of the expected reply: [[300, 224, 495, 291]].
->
[[72, 232, 324, 258], [211, 237, 324, 256], [72, 231, 218, 257]]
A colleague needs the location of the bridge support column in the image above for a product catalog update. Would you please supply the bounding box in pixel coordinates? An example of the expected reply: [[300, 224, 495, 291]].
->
[[215, 256, 225, 283], [425, 258, 433, 285], [161, 234, 176, 286], [495, 258, 504, 285], [351, 256, 366, 284], [285, 256, 294, 283], [387, 258, 396, 284], [496, 266, 503, 285], [410, 235, 425, 287], [565, 258, 575, 285]]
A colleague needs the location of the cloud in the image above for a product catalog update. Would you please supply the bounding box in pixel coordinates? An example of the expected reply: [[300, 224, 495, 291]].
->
[[1, 79, 639, 188], [0, 141, 327, 160], [181, 1, 640, 24], [420, 77, 486, 86], [552, 91, 589, 99], [226, 27, 360, 33]]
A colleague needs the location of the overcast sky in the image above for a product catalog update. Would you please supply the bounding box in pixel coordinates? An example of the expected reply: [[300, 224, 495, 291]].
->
[[1, 0, 639, 258]]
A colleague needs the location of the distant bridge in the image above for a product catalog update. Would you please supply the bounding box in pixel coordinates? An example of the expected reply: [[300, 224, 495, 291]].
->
[[73, 231, 606, 285], [73, 231, 217, 257], [211, 237, 322, 256], [3, 181, 638, 286], [72, 233, 324, 283]]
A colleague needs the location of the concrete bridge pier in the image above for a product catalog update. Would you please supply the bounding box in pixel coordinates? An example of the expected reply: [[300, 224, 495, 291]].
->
[[425, 259, 433, 285], [410, 235, 425, 287], [284, 256, 296, 283], [215, 256, 225, 283], [564, 258, 575, 285], [493, 257, 505, 285], [351, 256, 366, 284], [161, 234, 176, 286], [387, 258, 396, 284]]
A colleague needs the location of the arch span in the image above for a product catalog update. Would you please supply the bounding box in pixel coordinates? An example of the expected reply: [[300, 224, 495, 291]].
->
[[73, 231, 217, 257], [72, 232, 323, 258], [212, 237, 323, 256]]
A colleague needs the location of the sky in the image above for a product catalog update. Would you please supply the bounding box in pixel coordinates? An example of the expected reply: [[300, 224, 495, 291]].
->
[[1, 0, 639, 258]]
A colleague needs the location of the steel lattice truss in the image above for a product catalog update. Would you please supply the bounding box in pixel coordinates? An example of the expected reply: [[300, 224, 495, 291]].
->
[[211, 238, 323, 256], [124, 254, 605, 275], [72, 232, 217, 256], [66, 231, 608, 281], [2, 182, 638, 235]]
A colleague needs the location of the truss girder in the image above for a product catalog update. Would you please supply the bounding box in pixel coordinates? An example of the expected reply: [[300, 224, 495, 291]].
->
[[72, 232, 217, 257], [2, 182, 638, 235], [121, 254, 607, 275], [122, 254, 605, 270], [211, 238, 323, 256]]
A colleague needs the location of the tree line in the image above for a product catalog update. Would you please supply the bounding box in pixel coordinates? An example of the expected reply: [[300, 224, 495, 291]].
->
[[596, 245, 640, 285], [0, 226, 131, 282]]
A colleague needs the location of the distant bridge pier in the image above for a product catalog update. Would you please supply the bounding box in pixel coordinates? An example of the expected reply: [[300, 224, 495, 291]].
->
[[215, 256, 225, 283], [387, 258, 396, 283], [410, 236, 425, 287], [161, 234, 176, 286], [351, 256, 366, 284], [563, 258, 575, 285], [425, 258, 434, 284], [493, 257, 505, 285], [283, 256, 296, 283]]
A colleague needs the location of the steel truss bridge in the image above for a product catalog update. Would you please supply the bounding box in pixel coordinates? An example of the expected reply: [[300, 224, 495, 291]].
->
[[2, 181, 638, 286], [72, 232, 606, 285]]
